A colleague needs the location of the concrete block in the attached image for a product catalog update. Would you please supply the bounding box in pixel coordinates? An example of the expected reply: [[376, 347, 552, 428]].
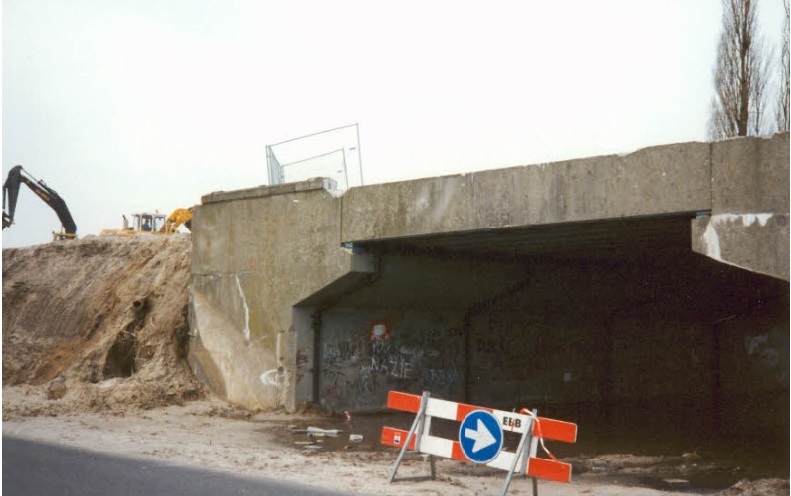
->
[[710, 133, 790, 214], [692, 213, 790, 281]]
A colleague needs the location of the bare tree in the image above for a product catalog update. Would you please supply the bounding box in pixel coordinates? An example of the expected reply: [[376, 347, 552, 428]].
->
[[776, 0, 790, 132], [708, 0, 772, 139]]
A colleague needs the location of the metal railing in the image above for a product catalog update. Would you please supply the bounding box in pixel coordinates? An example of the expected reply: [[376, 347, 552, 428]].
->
[[266, 123, 363, 191]]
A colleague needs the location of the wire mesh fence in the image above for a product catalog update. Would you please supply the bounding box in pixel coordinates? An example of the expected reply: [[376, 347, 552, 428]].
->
[[266, 123, 363, 192]]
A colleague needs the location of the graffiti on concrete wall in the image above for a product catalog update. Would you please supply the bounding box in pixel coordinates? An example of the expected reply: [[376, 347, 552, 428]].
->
[[471, 330, 532, 381], [744, 330, 789, 384], [320, 330, 374, 402], [294, 349, 310, 386], [324, 334, 366, 367], [320, 318, 464, 410]]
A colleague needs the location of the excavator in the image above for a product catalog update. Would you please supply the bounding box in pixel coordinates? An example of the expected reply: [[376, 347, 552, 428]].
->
[[161, 207, 193, 233], [2, 165, 77, 241]]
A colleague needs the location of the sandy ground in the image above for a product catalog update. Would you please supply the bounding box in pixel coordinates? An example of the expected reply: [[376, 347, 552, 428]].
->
[[5, 387, 770, 496]]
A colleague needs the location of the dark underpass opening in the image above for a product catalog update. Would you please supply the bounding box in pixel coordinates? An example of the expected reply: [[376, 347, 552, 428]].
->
[[304, 216, 789, 483]]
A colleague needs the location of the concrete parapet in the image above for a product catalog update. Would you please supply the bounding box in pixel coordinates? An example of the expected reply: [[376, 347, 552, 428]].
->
[[201, 177, 337, 204], [340, 142, 711, 242]]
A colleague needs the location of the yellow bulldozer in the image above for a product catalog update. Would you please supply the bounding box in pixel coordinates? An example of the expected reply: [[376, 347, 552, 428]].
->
[[100, 208, 193, 237]]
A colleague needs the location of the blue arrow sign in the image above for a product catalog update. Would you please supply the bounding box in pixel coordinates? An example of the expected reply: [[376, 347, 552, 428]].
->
[[459, 410, 503, 463]]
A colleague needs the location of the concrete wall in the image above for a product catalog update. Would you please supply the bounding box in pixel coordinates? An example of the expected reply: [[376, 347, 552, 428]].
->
[[189, 179, 354, 409], [297, 253, 527, 412], [188, 134, 789, 416], [315, 308, 465, 412]]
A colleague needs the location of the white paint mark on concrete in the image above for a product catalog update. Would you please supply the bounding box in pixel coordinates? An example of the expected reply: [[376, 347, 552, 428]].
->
[[702, 222, 722, 260], [711, 213, 774, 228], [415, 186, 431, 212], [702, 213, 775, 260], [260, 369, 281, 387], [276, 332, 282, 365], [752, 213, 772, 227], [234, 274, 251, 342], [698, 212, 779, 275]]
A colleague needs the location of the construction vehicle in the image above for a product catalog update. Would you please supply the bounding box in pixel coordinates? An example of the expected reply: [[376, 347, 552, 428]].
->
[[2, 165, 77, 241], [128, 212, 168, 233], [100, 207, 192, 237], [160, 207, 193, 233], [100, 212, 166, 237]]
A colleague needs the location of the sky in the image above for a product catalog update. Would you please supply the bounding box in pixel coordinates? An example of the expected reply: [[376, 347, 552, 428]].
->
[[2, 0, 788, 248]]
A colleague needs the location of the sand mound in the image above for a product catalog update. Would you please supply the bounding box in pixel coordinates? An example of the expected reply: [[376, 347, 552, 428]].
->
[[2, 234, 206, 418]]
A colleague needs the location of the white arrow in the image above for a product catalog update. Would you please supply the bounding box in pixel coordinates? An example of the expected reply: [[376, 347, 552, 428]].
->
[[464, 418, 496, 453]]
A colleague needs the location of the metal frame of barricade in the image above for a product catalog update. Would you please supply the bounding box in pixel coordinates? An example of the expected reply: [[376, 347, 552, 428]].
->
[[385, 391, 546, 496], [387, 392, 435, 483]]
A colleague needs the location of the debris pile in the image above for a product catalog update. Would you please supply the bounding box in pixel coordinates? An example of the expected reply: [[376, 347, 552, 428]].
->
[[714, 478, 790, 496]]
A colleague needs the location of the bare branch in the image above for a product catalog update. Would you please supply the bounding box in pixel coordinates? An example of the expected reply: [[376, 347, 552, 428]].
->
[[776, 0, 790, 132]]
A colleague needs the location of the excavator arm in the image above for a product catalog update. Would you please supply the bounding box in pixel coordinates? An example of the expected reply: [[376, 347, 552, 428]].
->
[[159, 207, 193, 234], [3, 165, 77, 239]]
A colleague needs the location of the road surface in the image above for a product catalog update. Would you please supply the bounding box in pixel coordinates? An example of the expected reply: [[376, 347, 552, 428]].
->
[[3, 435, 362, 496]]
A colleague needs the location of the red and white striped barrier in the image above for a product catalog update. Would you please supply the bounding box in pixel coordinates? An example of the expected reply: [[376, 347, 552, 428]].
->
[[381, 390, 578, 494]]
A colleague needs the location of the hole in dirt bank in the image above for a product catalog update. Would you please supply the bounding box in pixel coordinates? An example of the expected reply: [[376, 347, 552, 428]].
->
[[102, 299, 150, 380], [102, 331, 137, 379], [131, 297, 148, 313]]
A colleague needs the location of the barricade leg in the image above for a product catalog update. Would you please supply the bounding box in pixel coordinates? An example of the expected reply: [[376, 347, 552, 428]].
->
[[500, 409, 535, 496], [387, 391, 432, 483], [518, 408, 541, 496]]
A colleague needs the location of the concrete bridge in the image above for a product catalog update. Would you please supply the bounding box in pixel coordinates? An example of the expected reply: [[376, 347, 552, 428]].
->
[[188, 133, 788, 445]]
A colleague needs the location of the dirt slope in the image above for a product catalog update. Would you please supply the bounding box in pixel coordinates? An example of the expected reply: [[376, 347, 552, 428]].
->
[[2, 234, 205, 418]]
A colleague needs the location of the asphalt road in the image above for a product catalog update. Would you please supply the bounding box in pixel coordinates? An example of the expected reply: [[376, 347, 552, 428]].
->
[[3, 435, 362, 496]]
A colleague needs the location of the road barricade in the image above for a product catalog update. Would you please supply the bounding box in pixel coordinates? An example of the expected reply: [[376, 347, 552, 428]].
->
[[380, 390, 577, 496]]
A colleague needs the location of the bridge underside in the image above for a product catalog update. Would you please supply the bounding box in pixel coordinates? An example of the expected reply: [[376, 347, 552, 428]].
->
[[352, 213, 698, 259], [298, 213, 788, 457]]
